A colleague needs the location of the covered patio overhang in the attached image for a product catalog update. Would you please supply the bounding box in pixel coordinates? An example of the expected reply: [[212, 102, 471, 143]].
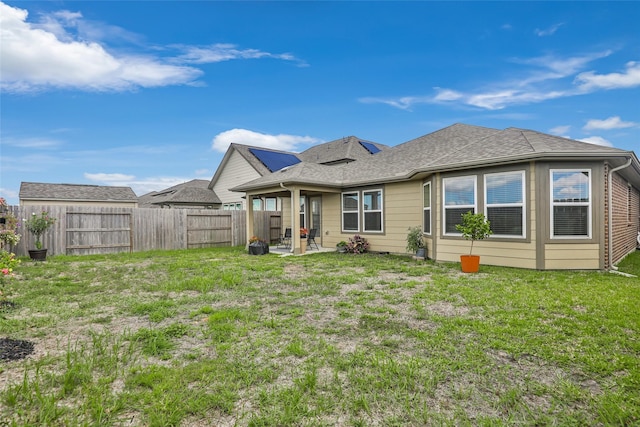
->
[[245, 183, 341, 255]]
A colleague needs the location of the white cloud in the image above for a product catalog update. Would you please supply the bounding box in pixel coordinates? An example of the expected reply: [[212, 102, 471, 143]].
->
[[211, 129, 323, 153], [0, 188, 20, 203], [534, 23, 564, 37], [84, 172, 194, 195], [84, 173, 136, 182], [175, 43, 307, 67], [2, 136, 62, 149], [579, 136, 613, 147], [575, 61, 640, 91], [0, 2, 202, 93], [358, 51, 632, 111], [583, 116, 637, 131], [550, 125, 571, 135]]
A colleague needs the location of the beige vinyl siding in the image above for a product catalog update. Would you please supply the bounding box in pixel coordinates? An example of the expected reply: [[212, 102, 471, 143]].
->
[[378, 181, 422, 253], [435, 163, 537, 269], [281, 197, 293, 230], [321, 181, 423, 253], [322, 193, 341, 247], [544, 243, 600, 269], [212, 150, 261, 205], [437, 239, 537, 269]]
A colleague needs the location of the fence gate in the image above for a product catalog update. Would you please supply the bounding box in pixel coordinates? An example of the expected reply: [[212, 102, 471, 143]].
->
[[186, 211, 232, 248], [66, 210, 133, 255]]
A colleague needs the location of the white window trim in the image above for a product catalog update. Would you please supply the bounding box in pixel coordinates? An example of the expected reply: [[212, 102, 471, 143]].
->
[[363, 188, 384, 233], [443, 175, 477, 236], [423, 182, 431, 235], [341, 192, 359, 232], [550, 169, 592, 239], [484, 170, 526, 239], [341, 189, 384, 233]]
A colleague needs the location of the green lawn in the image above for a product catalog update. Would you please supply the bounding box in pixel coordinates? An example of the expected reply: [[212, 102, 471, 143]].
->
[[1, 248, 639, 426]]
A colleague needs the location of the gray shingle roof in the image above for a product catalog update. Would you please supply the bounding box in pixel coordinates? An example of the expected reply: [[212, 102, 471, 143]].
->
[[138, 179, 220, 207], [20, 182, 138, 201], [298, 136, 389, 164], [232, 123, 635, 192]]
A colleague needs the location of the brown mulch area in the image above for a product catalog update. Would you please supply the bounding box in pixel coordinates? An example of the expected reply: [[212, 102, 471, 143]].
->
[[1, 300, 35, 361], [0, 338, 34, 361]]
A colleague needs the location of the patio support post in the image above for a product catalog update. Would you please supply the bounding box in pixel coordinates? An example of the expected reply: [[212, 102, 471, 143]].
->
[[246, 193, 255, 250], [292, 186, 302, 254]]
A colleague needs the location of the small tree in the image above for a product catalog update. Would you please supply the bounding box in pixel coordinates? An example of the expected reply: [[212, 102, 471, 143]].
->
[[455, 211, 492, 256], [24, 211, 56, 250], [406, 226, 425, 253]]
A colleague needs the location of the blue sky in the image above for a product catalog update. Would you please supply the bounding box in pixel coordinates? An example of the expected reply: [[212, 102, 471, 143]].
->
[[1, 1, 639, 205]]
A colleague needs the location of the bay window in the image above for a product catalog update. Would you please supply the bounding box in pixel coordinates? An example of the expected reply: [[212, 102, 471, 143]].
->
[[550, 169, 591, 238], [443, 176, 476, 234], [485, 171, 525, 237]]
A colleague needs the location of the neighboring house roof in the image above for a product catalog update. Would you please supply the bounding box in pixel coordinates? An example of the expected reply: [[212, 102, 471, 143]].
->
[[20, 182, 138, 202], [232, 123, 640, 192], [138, 179, 220, 208]]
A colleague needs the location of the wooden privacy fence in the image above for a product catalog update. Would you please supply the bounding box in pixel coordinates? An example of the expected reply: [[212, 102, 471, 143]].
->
[[5, 206, 281, 257]]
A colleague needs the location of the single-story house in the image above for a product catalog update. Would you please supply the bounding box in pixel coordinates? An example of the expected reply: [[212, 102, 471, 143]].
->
[[208, 137, 388, 210], [233, 123, 640, 270], [19, 182, 138, 208], [138, 179, 221, 209]]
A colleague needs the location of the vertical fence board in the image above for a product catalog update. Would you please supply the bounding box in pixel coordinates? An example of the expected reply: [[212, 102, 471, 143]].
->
[[4, 205, 279, 257]]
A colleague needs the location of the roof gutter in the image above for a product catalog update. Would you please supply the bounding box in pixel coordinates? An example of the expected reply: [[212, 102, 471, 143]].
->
[[608, 157, 633, 271]]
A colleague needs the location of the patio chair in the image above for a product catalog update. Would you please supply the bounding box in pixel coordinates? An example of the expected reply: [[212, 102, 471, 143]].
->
[[307, 228, 319, 250], [278, 228, 292, 249]]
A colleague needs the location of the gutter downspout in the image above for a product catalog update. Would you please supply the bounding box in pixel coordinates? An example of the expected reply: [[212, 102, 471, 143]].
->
[[280, 183, 295, 253], [608, 157, 633, 271]]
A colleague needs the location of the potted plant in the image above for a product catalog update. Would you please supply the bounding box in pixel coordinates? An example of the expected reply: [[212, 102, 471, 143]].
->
[[24, 211, 57, 261], [336, 241, 348, 253], [406, 226, 426, 258], [455, 211, 492, 273], [248, 236, 269, 255], [299, 228, 309, 254]]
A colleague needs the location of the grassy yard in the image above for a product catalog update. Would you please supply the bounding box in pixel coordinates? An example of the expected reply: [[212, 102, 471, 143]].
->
[[1, 247, 639, 426]]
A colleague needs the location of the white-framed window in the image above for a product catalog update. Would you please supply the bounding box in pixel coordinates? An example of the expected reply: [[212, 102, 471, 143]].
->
[[485, 171, 525, 238], [423, 182, 431, 235], [443, 176, 476, 234], [342, 192, 359, 232], [265, 197, 277, 211], [550, 169, 591, 238], [223, 202, 243, 210], [252, 198, 262, 211], [300, 196, 306, 228], [363, 189, 383, 232], [341, 189, 384, 233]]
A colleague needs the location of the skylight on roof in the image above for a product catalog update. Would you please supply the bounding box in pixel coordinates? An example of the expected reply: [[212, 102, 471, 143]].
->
[[249, 148, 301, 172], [359, 140, 381, 154]]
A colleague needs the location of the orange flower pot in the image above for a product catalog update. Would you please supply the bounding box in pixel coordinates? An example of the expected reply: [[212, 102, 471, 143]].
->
[[460, 255, 480, 273]]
